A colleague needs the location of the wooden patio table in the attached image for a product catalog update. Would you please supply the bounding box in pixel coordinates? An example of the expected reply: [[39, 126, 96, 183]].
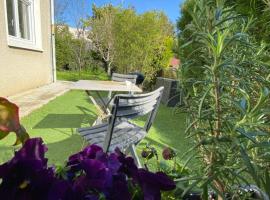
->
[[72, 80, 142, 124]]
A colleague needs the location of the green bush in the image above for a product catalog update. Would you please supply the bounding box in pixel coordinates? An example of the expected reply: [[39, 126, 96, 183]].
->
[[177, 0, 270, 198]]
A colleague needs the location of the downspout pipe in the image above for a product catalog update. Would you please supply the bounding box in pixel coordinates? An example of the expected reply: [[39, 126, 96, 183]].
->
[[50, 0, 57, 82]]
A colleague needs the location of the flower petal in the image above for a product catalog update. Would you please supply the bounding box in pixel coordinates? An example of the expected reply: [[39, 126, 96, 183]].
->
[[13, 138, 48, 166]]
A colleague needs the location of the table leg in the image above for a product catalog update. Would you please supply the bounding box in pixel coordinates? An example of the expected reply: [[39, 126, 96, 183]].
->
[[85, 90, 111, 125], [96, 91, 111, 115]]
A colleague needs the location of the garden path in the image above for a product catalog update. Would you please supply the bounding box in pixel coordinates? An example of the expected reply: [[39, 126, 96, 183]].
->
[[8, 81, 73, 118]]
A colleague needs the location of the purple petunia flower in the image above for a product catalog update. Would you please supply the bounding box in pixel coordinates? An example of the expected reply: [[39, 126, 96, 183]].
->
[[70, 146, 131, 200], [67, 144, 103, 174], [81, 159, 109, 190], [0, 138, 62, 200], [137, 169, 176, 200], [105, 173, 132, 200], [0, 140, 176, 200], [115, 147, 138, 178]]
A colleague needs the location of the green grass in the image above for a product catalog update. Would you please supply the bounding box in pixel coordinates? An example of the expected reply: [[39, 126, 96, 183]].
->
[[0, 90, 190, 168], [57, 70, 109, 81]]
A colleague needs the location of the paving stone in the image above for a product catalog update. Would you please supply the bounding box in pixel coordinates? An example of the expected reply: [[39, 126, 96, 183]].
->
[[8, 81, 73, 118]]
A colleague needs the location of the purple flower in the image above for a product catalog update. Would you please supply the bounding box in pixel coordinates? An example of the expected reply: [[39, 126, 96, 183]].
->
[[72, 154, 130, 200], [48, 180, 75, 200], [105, 173, 131, 200], [13, 138, 48, 164], [137, 169, 176, 200], [67, 144, 103, 174], [81, 159, 109, 190], [115, 148, 138, 178], [84, 194, 100, 200], [94, 151, 121, 175], [0, 141, 175, 200], [0, 138, 58, 200]]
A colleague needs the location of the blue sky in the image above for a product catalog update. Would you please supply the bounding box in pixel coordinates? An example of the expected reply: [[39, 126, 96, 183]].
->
[[61, 0, 185, 27]]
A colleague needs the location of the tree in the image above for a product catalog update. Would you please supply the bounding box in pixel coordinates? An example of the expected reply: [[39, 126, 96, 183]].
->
[[114, 10, 174, 85], [55, 0, 94, 73], [87, 5, 174, 83], [68, 0, 91, 73], [87, 4, 117, 76], [55, 25, 74, 70]]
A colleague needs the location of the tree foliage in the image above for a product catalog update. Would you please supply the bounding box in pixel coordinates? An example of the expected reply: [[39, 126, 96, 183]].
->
[[55, 25, 74, 70], [55, 25, 95, 72], [87, 5, 174, 85], [87, 5, 117, 75]]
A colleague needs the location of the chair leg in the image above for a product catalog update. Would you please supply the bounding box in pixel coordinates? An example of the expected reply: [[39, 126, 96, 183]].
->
[[81, 138, 86, 150], [128, 144, 142, 168]]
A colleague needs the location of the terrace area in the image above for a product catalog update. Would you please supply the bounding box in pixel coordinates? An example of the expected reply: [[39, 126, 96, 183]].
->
[[0, 77, 189, 167]]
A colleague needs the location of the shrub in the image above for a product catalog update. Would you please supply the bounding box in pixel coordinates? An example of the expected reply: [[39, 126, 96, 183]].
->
[[177, 0, 270, 198]]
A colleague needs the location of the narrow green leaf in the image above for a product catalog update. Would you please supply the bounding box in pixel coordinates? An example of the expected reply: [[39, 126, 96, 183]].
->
[[180, 151, 197, 174], [181, 179, 202, 198], [240, 145, 261, 187], [198, 86, 212, 120], [263, 170, 270, 196], [250, 142, 270, 148], [236, 128, 257, 143]]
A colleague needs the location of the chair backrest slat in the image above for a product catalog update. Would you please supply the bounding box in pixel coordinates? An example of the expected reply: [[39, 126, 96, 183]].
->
[[118, 93, 161, 108], [114, 87, 164, 119], [112, 73, 137, 84], [116, 102, 157, 118]]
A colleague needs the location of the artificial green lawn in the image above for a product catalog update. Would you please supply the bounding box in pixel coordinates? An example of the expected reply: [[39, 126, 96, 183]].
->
[[0, 90, 190, 168]]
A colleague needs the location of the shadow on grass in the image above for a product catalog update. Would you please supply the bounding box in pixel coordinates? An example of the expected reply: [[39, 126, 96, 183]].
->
[[46, 134, 85, 165], [33, 106, 97, 129], [33, 114, 94, 129]]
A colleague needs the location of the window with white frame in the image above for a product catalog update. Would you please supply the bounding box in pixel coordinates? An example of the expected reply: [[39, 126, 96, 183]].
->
[[5, 0, 42, 51]]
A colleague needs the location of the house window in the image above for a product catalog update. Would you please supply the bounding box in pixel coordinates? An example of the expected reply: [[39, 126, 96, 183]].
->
[[5, 0, 42, 51]]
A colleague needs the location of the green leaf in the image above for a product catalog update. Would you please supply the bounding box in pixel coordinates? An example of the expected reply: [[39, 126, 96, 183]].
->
[[198, 86, 212, 120], [181, 178, 202, 198], [180, 40, 193, 49], [180, 151, 197, 174], [251, 87, 270, 115], [236, 128, 257, 143], [0, 131, 8, 140], [202, 185, 208, 200], [250, 142, 270, 149], [240, 145, 261, 187], [247, 130, 268, 137], [263, 169, 270, 196]]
